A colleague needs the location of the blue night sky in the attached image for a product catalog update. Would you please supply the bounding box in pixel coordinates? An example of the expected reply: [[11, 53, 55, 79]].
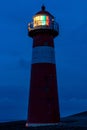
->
[[0, 0, 87, 122]]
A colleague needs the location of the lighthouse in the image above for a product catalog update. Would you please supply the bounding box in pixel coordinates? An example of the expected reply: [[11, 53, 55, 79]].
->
[[26, 5, 60, 127]]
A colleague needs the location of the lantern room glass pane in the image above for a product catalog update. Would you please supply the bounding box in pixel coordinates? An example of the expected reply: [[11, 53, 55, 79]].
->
[[46, 16, 50, 26], [36, 16, 39, 21], [42, 15, 46, 21], [42, 21, 46, 25], [46, 16, 49, 21], [39, 16, 42, 20]]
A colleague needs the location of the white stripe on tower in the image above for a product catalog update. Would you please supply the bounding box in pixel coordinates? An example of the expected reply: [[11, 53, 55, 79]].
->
[[32, 46, 55, 64]]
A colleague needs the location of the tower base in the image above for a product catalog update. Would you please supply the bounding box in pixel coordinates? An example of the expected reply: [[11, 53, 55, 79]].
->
[[25, 123, 59, 127]]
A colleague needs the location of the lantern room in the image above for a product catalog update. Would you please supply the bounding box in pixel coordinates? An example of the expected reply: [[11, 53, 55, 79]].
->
[[28, 5, 59, 37], [33, 15, 50, 27]]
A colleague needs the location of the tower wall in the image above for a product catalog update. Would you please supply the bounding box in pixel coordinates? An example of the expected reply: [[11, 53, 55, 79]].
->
[[26, 6, 60, 127]]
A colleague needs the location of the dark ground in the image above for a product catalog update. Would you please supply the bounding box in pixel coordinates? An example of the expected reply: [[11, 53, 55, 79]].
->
[[0, 111, 87, 130]]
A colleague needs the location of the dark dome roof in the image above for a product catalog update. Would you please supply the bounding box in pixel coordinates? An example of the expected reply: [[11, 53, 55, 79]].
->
[[35, 5, 54, 18]]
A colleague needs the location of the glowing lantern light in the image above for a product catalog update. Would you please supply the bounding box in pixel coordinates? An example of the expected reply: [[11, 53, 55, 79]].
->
[[33, 15, 50, 27]]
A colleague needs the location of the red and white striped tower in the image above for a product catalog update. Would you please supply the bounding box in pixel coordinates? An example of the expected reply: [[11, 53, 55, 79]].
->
[[26, 5, 60, 127]]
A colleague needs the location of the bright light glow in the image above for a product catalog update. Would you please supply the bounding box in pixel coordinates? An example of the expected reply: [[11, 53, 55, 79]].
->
[[46, 16, 49, 26], [34, 15, 50, 27]]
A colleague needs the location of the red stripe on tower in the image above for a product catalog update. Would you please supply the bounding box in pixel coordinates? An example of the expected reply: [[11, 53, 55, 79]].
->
[[26, 5, 60, 127]]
